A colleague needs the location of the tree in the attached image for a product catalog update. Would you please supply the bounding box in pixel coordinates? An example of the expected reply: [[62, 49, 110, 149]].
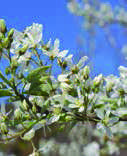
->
[[0, 4, 127, 155]]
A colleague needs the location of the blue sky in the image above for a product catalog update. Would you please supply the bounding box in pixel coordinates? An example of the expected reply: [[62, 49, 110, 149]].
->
[[0, 0, 125, 76]]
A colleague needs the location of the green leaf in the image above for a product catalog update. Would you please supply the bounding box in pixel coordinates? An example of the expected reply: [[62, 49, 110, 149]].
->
[[0, 71, 12, 87], [24, 67, 52, 96], [29, 83, 51, 96], [24, 80, 52, 96], [94, 103, 105, 109], [0, 82, 7, 89], [0, 89, 13, 97], [26, 66, 51, 82]]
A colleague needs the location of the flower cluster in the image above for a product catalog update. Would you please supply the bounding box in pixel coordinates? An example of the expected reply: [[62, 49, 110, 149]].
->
[[0, 20, 127, 156]]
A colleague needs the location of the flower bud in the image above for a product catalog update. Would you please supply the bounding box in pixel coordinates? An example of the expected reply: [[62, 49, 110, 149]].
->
[[14, 108, 22, 120], [8, 29, 14, 38], [23, 113, 31, 120], [2, 37, 12, 49], [11, 59, 18, 71], [22, 99, 29, 111], [0, 19, 7, 34], [93, 74, 103, 87], [0, 122, 8, 134], [106, 82, 114, 93], [83, 66, 90, 80], [32, 104, 37, 113], [60, 82, 72, 92], [58, 74, 70, 84], [0, 32, 4, 41]]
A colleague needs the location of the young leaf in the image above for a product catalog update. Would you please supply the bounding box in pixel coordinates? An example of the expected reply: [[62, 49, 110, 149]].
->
[[26, 66, 51, 82], [0, 89, 13, 97]]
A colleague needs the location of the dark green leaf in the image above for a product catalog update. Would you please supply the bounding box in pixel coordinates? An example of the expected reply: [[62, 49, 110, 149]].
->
[[0, 89, 13, 97], [26, 66, 51, 82]]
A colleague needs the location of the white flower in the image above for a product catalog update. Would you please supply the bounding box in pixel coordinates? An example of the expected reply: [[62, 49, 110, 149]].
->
[[93, 74, 103, 86], [58, 74, 69, 82], [24, 23, 43, 48], [10, 23, 43, 54], [105, 75, 119, 92], [10, 29, 24, 53], [43, 38, 68, 59], [118, 66, 127, 79]]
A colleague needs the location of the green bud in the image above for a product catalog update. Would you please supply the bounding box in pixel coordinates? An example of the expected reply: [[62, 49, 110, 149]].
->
[[61, 82, 72, 92], [106, 82, 114, 93], [0, 122, 8, 134], [0, 19, 7, 34], [83, 66, 90, 80], [2, 37, 11, 49], [93, 74, 103, 87], [0, 32, 4, 41], [14, 108, 22, 120], [8, 29, 14, 38], [22, 99, 29, 111], [32, 104, 37, 113], [23, 113, 31, 120]]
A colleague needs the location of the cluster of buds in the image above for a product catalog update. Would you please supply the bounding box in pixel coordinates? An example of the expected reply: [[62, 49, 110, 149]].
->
[[0, 19, 14, 51], [0, 122, 8, 135], [58, 74, 72, 92], [14, 108, 23, 120], [22, 99, 29, 111], [92, 74, 103, 93], [93, 74, 103, 87], [106, 81, 114, 93], [80, 66, 90, 81]]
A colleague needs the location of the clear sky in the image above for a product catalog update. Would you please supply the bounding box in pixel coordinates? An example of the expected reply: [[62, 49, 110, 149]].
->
[[0, 0, 125, 76]]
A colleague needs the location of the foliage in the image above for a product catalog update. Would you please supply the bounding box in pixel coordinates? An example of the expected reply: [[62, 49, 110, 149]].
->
[[0, 17, 127, 156]]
